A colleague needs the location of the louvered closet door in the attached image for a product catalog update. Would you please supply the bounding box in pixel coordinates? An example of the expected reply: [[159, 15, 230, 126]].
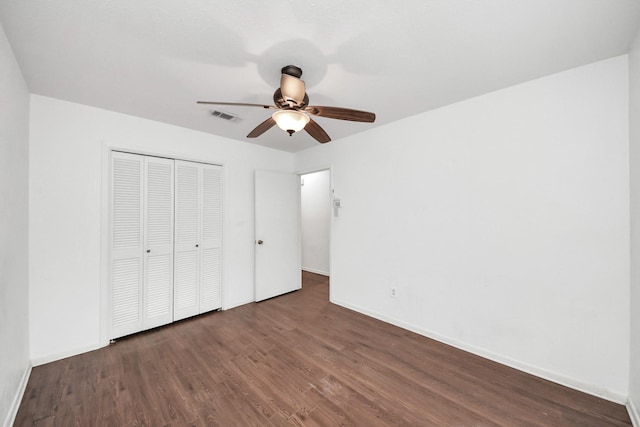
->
[[110, 152, 144, 338], [174, 161, 223, 319], [143, 157, 175, 330], [200, 163, 223, 312], [174, 161, 201, 321]]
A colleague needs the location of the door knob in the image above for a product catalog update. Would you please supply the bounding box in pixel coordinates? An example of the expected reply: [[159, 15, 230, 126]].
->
[[257, 240, 263, 245]]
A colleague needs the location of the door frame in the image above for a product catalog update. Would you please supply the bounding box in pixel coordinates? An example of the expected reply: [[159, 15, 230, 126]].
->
[[297, 166, 333, 299], [99, 143, 226, 347]]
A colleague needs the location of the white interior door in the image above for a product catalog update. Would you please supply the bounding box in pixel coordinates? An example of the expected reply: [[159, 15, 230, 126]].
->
[[255, 170, 301, 301]]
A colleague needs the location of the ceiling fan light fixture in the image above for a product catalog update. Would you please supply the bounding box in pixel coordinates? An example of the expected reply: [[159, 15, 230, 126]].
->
[[272, 110, 310, 136]]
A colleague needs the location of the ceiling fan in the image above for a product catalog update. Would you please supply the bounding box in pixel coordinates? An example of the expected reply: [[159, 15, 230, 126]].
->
[[197, 65, 376, 144]]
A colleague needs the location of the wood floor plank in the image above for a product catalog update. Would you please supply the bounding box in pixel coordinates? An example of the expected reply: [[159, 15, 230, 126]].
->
[[14, 271, 632, 426]]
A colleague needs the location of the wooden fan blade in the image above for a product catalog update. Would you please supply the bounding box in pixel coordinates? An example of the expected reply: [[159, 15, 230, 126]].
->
[[304, 119, 331, 144], [247, 117, 276, 138], [305, 106, 375, 123], [197, 101, 276, 109]]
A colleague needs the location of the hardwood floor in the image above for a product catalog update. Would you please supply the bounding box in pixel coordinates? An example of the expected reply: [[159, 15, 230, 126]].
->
[[15, 272, 631, 426]]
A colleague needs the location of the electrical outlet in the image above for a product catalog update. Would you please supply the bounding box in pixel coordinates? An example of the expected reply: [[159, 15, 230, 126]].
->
[[390, 287, 397, 298]]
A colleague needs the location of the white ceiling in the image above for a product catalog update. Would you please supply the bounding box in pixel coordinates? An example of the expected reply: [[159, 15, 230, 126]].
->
[[1, 0, 640, 153]]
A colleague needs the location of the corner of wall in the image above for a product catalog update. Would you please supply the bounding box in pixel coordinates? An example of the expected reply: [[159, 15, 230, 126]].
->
[[2, 364, 31, 427], [628, 20, 640, 427], [628, 399, 640, 427]]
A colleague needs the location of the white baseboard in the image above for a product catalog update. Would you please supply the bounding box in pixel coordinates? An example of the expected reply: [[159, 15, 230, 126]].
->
[[31, 343, 103, 367], [3, 363, 32, 427], [629, 399, 640, 427], [224, 298, 255, 310], [330, 298, 627, 404], [302, 267, 330, 276]]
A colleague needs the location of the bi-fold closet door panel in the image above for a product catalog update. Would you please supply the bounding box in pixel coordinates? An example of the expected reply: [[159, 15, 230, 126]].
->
[[174, 160, 222, 321], [110, 152, 175, 338], [174, 161, 199, 320], [143, 156, 175, 330], [199, 164, 223, 313], [110, 152, 145, 339]]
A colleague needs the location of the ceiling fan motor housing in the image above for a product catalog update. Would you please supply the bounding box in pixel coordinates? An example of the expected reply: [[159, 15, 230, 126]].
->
[[279, 65, 306, 108]]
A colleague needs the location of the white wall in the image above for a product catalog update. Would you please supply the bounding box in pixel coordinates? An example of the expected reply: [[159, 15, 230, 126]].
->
[[0, 21, 30, 427], [295, 55, 630, 401], [628, 25, 640, 425], [29, 95, 294, 364], [301, 170, 331, 276]]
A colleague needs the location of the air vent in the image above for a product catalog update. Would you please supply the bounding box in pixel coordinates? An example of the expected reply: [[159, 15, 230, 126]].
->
[[210, 110, 238, 121]]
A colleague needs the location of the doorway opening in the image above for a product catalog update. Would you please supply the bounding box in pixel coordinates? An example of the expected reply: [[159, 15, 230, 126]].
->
[[300, 169, 331, 296]]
